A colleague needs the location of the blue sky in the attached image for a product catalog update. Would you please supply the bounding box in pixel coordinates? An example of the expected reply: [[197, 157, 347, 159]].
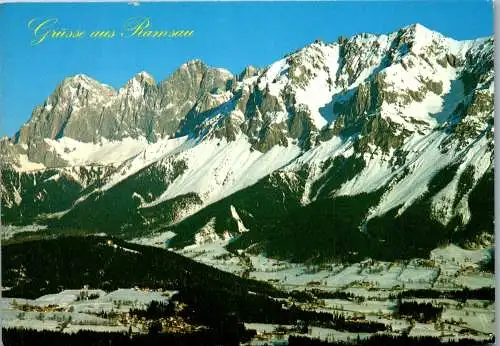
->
[[0, 1, 493, 137]]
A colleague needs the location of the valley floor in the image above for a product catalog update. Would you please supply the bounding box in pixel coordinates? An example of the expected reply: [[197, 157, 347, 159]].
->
[[2, 234, 494, 345], [134, 235, 496, 344], [1, 285, 494, 345]]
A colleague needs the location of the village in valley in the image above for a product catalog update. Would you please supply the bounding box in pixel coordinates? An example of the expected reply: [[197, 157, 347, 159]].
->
[[1, 235, 495, 345]]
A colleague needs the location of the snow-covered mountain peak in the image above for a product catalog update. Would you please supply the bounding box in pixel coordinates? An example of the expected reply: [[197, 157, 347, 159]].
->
[[63, 73, 97, 85], [178, 59, 207, 72], [61, 73, 116, 95], [49, 73, 117, 113], [400, 23, 439, 38], [132, 71, 156, 85], [119, 71, 157, 99]]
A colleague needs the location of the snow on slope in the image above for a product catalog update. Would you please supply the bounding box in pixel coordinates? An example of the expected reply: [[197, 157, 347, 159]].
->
[[284, 135, 350, 204], [373, 28, 472, 132], [257, 43, 341, 129], [268, 27, 486, 209], [142, 134, 301, 209], [342, 34, 392, 89], [23, 135, 191, 213], [230, 205, 249, 233], [431, 135, 493, 225], [293, 43, 341, 128], [379, 65, 457, 131], [44, 137, 149, 166], [334, 128, 491, 223], [259, 58, 289, 97], [275, 31, 492, 218], [15, 154, 46, 172], [99, 135, 190, 191], [338, 131, 452, 218]]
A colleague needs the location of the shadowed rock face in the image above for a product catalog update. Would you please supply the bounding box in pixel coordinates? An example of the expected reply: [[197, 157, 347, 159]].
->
[[0, 25, 494, 259]]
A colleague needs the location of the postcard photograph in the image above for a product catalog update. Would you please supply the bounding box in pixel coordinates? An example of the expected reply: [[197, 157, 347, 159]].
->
[[0, 1, 495, 345]]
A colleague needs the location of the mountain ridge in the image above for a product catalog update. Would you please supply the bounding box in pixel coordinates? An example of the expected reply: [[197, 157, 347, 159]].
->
[[1, 23, 494, 262]]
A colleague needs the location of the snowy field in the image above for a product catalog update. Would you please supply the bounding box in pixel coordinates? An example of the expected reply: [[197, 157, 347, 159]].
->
[[1, 224, 48, 240], [156, 238, 494, 293], [127, 235, 497, 343], [170, 240, 495, 343], [2, 239, 494, 344], [0, 288, 176, 334]]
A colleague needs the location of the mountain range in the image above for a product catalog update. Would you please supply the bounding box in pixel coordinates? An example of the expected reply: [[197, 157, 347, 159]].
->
[[1, 23, 494, 262]]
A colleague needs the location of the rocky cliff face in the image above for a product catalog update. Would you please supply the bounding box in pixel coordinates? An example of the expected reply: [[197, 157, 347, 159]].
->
[[13, 61, 235, 148], [1, 24, 494, 262]]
